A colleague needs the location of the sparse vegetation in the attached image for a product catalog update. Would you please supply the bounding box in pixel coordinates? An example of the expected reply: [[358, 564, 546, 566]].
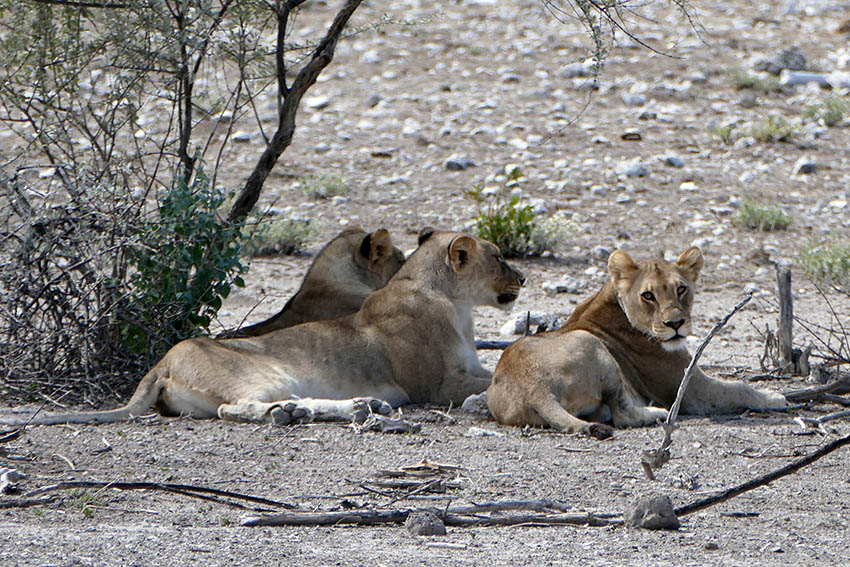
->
[[467, 167, 577, 257], [708, 122, 737, 144], [728, 68, 783, 92], [748, 115, 797, 142], [301, 174, 349, 200], [123, 170, 251, 358], [244, 218, 315, 256], [532, 211, 581, 253], [803, 95, 850, 127], [800, 240, 850, 290], [736, 200, 792, 231], [709, 115, 798, 144]]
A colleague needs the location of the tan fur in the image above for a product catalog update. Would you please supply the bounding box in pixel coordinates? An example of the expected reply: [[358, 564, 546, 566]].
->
[[228, 227, 405, 337], [487, 247, 786, 439], [1, 232, 524, 426]]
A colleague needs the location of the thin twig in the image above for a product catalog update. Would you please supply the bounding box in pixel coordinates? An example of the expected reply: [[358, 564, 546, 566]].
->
[[642, 294, 754, 479], [21, 480, 294, 510]]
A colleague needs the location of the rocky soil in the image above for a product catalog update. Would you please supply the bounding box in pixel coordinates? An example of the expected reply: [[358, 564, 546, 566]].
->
[[3, 0, 850, 565]]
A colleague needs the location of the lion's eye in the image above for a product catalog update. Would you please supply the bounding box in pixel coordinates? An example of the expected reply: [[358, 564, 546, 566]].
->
[[641, 291, 655, 302], [677, 285, 688, 296]]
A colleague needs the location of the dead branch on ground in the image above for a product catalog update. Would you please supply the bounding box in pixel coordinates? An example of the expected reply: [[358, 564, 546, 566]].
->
[[20, 480, 294, 511], [241, 499, 620, 528], [674, 431, 850, 517]]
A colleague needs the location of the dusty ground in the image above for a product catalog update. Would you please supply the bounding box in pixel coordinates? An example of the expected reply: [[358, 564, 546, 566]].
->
[[3, 0, 850, 565]]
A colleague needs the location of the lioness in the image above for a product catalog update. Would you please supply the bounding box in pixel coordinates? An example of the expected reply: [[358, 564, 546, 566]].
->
[[487, 247, 786, 439], [0, 231, 524, 426], [227, 227, 404, 337]]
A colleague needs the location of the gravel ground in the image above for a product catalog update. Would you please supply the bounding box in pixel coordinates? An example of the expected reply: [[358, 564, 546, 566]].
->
[[3, 0, 850, 565]]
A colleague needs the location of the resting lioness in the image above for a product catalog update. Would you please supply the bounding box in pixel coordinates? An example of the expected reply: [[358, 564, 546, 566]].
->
[[0, 231, 524, 426], [487, 247, 786, 439], [226, 227, 404, 337]]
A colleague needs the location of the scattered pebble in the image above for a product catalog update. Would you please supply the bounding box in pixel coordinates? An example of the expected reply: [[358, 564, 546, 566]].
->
[[405, 510, 447, 536], [792, 157, 817, 175], [445, 156, 476, 171]]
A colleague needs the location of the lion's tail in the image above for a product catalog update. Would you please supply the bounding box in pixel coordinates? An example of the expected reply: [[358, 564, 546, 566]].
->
[[0, 367, 165, 426]]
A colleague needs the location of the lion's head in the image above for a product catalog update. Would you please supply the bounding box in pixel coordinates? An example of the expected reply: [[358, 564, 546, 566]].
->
[[414, 229, 525, 310], [607, 247, 704, 351]]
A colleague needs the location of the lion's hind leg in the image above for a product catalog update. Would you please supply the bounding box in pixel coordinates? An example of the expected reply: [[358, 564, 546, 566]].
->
[[532, 395, 614, 439]]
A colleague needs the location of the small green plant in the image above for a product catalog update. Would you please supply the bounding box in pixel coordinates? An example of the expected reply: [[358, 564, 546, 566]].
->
[[472, 192, 539, 258], [748, 115, 797, 142], [244, 218, 315, 256], [74, 491, 101, 519], [803, 95, 850, 127], [124, 167, 250, 357], [467, 163, 578, 257], [707, 122, 737, 145], [799, 240, 850, 290], [301, 174, 348, 200], [728, 68, 782, 92], [736, 199, 791, 231], [221, 517, 232, 526]]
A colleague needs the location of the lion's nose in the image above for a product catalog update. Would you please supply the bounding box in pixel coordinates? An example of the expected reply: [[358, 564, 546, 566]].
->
[[664, 318, 685, 331], [518, 272, 526, 286]]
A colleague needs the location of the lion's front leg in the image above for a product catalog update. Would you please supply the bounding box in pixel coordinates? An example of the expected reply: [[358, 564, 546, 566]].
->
[[218, 399, 315, 425], [681, 368, 787, 414], [298, 397, 393, 423], [217, 397, 393, 425]]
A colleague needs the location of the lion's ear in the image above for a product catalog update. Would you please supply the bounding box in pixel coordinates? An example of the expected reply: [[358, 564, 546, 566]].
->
[[417, 226, 436, 246], [448, 235, 479, 273], [608, 250, 637, 293], [676, 247, 704, 282], [360, 229, 393, 266]]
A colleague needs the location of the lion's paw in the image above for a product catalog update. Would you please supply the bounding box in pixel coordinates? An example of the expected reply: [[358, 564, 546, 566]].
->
[[269, 401, 315, 426], [762, 391, 787, 410], [585, 422, 614, 440], [644, 406, 669, 423], [461, 392, 492, 416], [351, 397, 392, 423]]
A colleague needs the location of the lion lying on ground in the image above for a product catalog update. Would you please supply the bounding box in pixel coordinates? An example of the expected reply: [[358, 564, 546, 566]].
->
[[225, 227, 404, 337], [0, 231, 524, 426], [486, 247, 786, 439]]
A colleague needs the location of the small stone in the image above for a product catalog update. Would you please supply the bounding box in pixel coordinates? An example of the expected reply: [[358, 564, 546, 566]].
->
[[664, 155, 685, 168], [625, 164, 648, 178], [754, 47, 807, 76], [232, 131, 253, 143], [626, 495, 680, 530], [445, 156, 475, 171], [621, 93, 646, 106], [587, 247, 609, 262], [541, 278, 585, 296], [792, 157, 817, 175], [704, 542, 720, 551], [739, 171, 757, 184], [405, 510, 447, 536], [559, 62, 591, 78], [305, 96, 330, 110], [366, 94, 383, 107], [679, 181, 698, 192], [621, 129, 642, 141], [638, 109, 657, 120], [465, 426, 504, 438]]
